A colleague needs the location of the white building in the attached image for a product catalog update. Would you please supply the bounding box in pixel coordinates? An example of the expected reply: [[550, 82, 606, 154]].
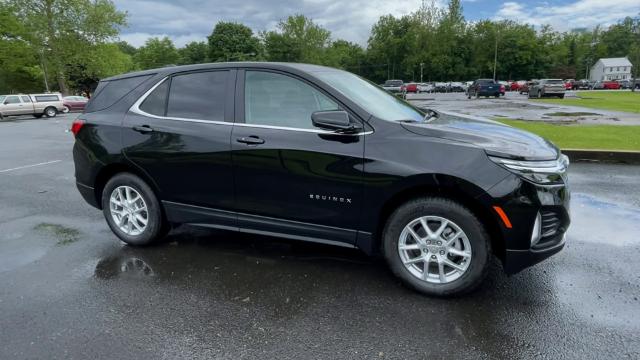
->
[[589, 57, 633, 81]]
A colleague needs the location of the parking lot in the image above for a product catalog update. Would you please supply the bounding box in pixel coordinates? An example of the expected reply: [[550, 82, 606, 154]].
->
[[1, 114, 639, 359], [407, 91, 640, 125]]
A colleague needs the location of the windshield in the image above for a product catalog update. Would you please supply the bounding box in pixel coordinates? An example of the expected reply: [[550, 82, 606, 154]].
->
[[314, 71, 425, 122], [0, 96, 5, 103]]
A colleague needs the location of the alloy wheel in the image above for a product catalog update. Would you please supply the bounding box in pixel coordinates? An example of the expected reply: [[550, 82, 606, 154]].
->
[[109, 185, 148, 236], [398, 216, 472, 284]]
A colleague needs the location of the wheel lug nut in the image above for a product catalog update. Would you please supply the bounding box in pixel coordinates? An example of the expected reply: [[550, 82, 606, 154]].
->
[[426, 241, 431, 245], [431, 255, 437, 259], [440, 250, 445, 255], [437, 241, 442, 245]]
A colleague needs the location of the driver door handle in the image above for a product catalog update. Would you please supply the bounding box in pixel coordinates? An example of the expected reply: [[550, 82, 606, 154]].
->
[[236, 136, 265, 145]]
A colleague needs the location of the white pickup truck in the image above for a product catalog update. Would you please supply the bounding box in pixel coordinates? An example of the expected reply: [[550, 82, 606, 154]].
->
[[0, 93, 65, 120]]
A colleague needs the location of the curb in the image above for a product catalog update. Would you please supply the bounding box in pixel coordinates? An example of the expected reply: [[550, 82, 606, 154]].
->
[[562, 149, 640, 164]]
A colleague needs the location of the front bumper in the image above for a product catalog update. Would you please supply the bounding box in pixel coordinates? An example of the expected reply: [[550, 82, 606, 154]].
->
[[481, 173, 571, 274]]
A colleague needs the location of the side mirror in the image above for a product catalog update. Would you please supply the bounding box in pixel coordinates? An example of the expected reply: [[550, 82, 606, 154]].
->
[[311, 110, 361, 132]]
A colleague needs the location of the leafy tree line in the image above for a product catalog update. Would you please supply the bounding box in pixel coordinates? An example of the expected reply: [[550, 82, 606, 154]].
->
[[1, 0, 639, 95]]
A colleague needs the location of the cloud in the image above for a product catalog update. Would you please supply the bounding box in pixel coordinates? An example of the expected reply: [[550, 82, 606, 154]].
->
[[114, 0, 434, 47], [494, 0, 640, 30]]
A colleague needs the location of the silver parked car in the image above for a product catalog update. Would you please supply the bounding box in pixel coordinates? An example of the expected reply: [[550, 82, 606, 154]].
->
[[0, 93, 65, 119], [528, 79, 566, 99]]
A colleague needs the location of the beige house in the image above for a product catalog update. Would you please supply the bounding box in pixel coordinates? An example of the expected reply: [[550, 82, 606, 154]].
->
[[589, 57, 633, 81]]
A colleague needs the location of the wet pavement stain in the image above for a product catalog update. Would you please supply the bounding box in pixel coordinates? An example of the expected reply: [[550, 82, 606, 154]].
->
[[34, 222, 81, 246]]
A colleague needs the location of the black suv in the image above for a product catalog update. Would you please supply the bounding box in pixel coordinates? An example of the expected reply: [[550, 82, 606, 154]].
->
[[72, 63, 570, 296]]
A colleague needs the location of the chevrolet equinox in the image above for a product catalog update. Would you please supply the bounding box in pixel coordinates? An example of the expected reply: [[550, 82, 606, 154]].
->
[[72, 63, 570, 296]]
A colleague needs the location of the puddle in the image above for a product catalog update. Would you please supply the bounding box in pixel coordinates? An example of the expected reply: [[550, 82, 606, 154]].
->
[[568, 193, 640, 246]]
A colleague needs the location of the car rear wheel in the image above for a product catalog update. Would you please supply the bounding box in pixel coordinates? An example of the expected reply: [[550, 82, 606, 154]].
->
[[61, 106, 70, 113], [102, 173, 168, 246], [44, 107, 57, 118], [558, 94, 565, 99], [382, 197, 491, 297]]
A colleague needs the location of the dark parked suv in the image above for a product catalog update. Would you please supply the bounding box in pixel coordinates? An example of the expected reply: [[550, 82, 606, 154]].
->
[[72, 63, 570, 296]]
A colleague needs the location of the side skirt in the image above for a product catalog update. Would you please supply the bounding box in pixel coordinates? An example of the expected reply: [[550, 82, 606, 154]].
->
[[162, 200, 359, 249]]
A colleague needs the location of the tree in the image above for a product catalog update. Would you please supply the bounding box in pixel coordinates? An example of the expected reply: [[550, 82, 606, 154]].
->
[[8, 0, 127, 94], [207, 22, 260, 62], [178, 41, 209, 65], [0, 2, 45, 93], [116, 41, 137, 56], [133, 37, 180, 69], [263, 15, 331, 64]]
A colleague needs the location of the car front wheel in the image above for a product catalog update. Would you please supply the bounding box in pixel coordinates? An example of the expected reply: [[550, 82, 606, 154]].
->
[[383, 197, 491, 297], [102, 173, 168, 246]]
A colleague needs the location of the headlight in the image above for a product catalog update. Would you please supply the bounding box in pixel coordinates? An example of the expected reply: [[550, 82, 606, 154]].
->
[[489, 154, 569, 184]]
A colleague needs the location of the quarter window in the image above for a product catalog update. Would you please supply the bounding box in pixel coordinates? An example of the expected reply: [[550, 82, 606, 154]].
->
[[166, 71, 227, 121], [139, 80, 169, 116], [244, 71, 339, 129], [21, 96, 31, 102]]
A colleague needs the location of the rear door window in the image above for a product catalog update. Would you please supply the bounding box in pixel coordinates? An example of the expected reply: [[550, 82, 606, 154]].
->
[[166, 71, 227, 121]]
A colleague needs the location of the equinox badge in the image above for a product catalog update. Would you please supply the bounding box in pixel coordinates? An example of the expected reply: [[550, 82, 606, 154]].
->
[[309, 194, 352, 204]]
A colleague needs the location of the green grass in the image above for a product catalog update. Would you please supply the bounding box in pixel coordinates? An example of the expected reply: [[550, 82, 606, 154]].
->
[[535, 91, 640, 113], [498, 119, 640, 151]]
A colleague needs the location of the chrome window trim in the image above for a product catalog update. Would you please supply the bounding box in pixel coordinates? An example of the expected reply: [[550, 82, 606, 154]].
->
[[129, 76, 373, 136]]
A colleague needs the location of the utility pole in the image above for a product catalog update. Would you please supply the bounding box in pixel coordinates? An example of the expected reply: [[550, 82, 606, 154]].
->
[[39, 49, 50, 93], [420, 62, 424, 83], [493, 31, 498, 81]]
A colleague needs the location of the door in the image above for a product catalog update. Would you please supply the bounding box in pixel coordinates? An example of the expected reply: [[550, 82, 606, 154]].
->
[[2, 96, 23, 115], [123, 70, 237, 226], [231, 70, 366, 245]]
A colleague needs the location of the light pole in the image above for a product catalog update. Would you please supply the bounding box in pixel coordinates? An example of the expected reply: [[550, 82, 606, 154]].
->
[[493, 30, 499, 81], [420, 62, 424, 83]]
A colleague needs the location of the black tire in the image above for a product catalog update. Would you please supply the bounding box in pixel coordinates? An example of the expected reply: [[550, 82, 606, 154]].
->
[[494, 94, 500, 98], [382, 197, 491, 297], [558, 94, 565, 99], [101, 173, 168, 246], [44, 106, 57, 118], [33, 114, 44, 118]]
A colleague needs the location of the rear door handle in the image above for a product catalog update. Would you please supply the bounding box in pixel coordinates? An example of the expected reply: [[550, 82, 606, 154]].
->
[[236, 136, 265, 145], [133, 125, 153, 134]]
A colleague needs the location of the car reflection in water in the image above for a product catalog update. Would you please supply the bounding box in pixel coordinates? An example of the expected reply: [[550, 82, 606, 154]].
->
[[95, 253, 155, 279]]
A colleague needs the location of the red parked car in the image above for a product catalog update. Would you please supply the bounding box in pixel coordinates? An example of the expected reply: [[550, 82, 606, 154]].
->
[[564, 80, 573, 90], [62, 96, 89, 112], [405, 83, 419, 93], [602, 81, 621, 90]]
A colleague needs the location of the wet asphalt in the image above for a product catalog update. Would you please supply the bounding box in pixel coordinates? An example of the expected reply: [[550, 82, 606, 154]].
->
[[0, 115, 639, 359]]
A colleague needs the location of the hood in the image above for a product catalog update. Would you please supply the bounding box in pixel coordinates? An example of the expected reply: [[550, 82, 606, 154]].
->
[[401, 111, 559, 161]]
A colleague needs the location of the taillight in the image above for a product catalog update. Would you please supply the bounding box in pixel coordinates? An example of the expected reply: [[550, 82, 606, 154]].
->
[[71, 119, 85, 136]]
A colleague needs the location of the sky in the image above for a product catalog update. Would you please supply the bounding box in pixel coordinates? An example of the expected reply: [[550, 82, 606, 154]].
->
[[113, 0, 640, 48]]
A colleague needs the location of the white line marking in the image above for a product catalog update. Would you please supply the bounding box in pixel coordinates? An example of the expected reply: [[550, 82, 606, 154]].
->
[[0, 160, 62, 173]]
